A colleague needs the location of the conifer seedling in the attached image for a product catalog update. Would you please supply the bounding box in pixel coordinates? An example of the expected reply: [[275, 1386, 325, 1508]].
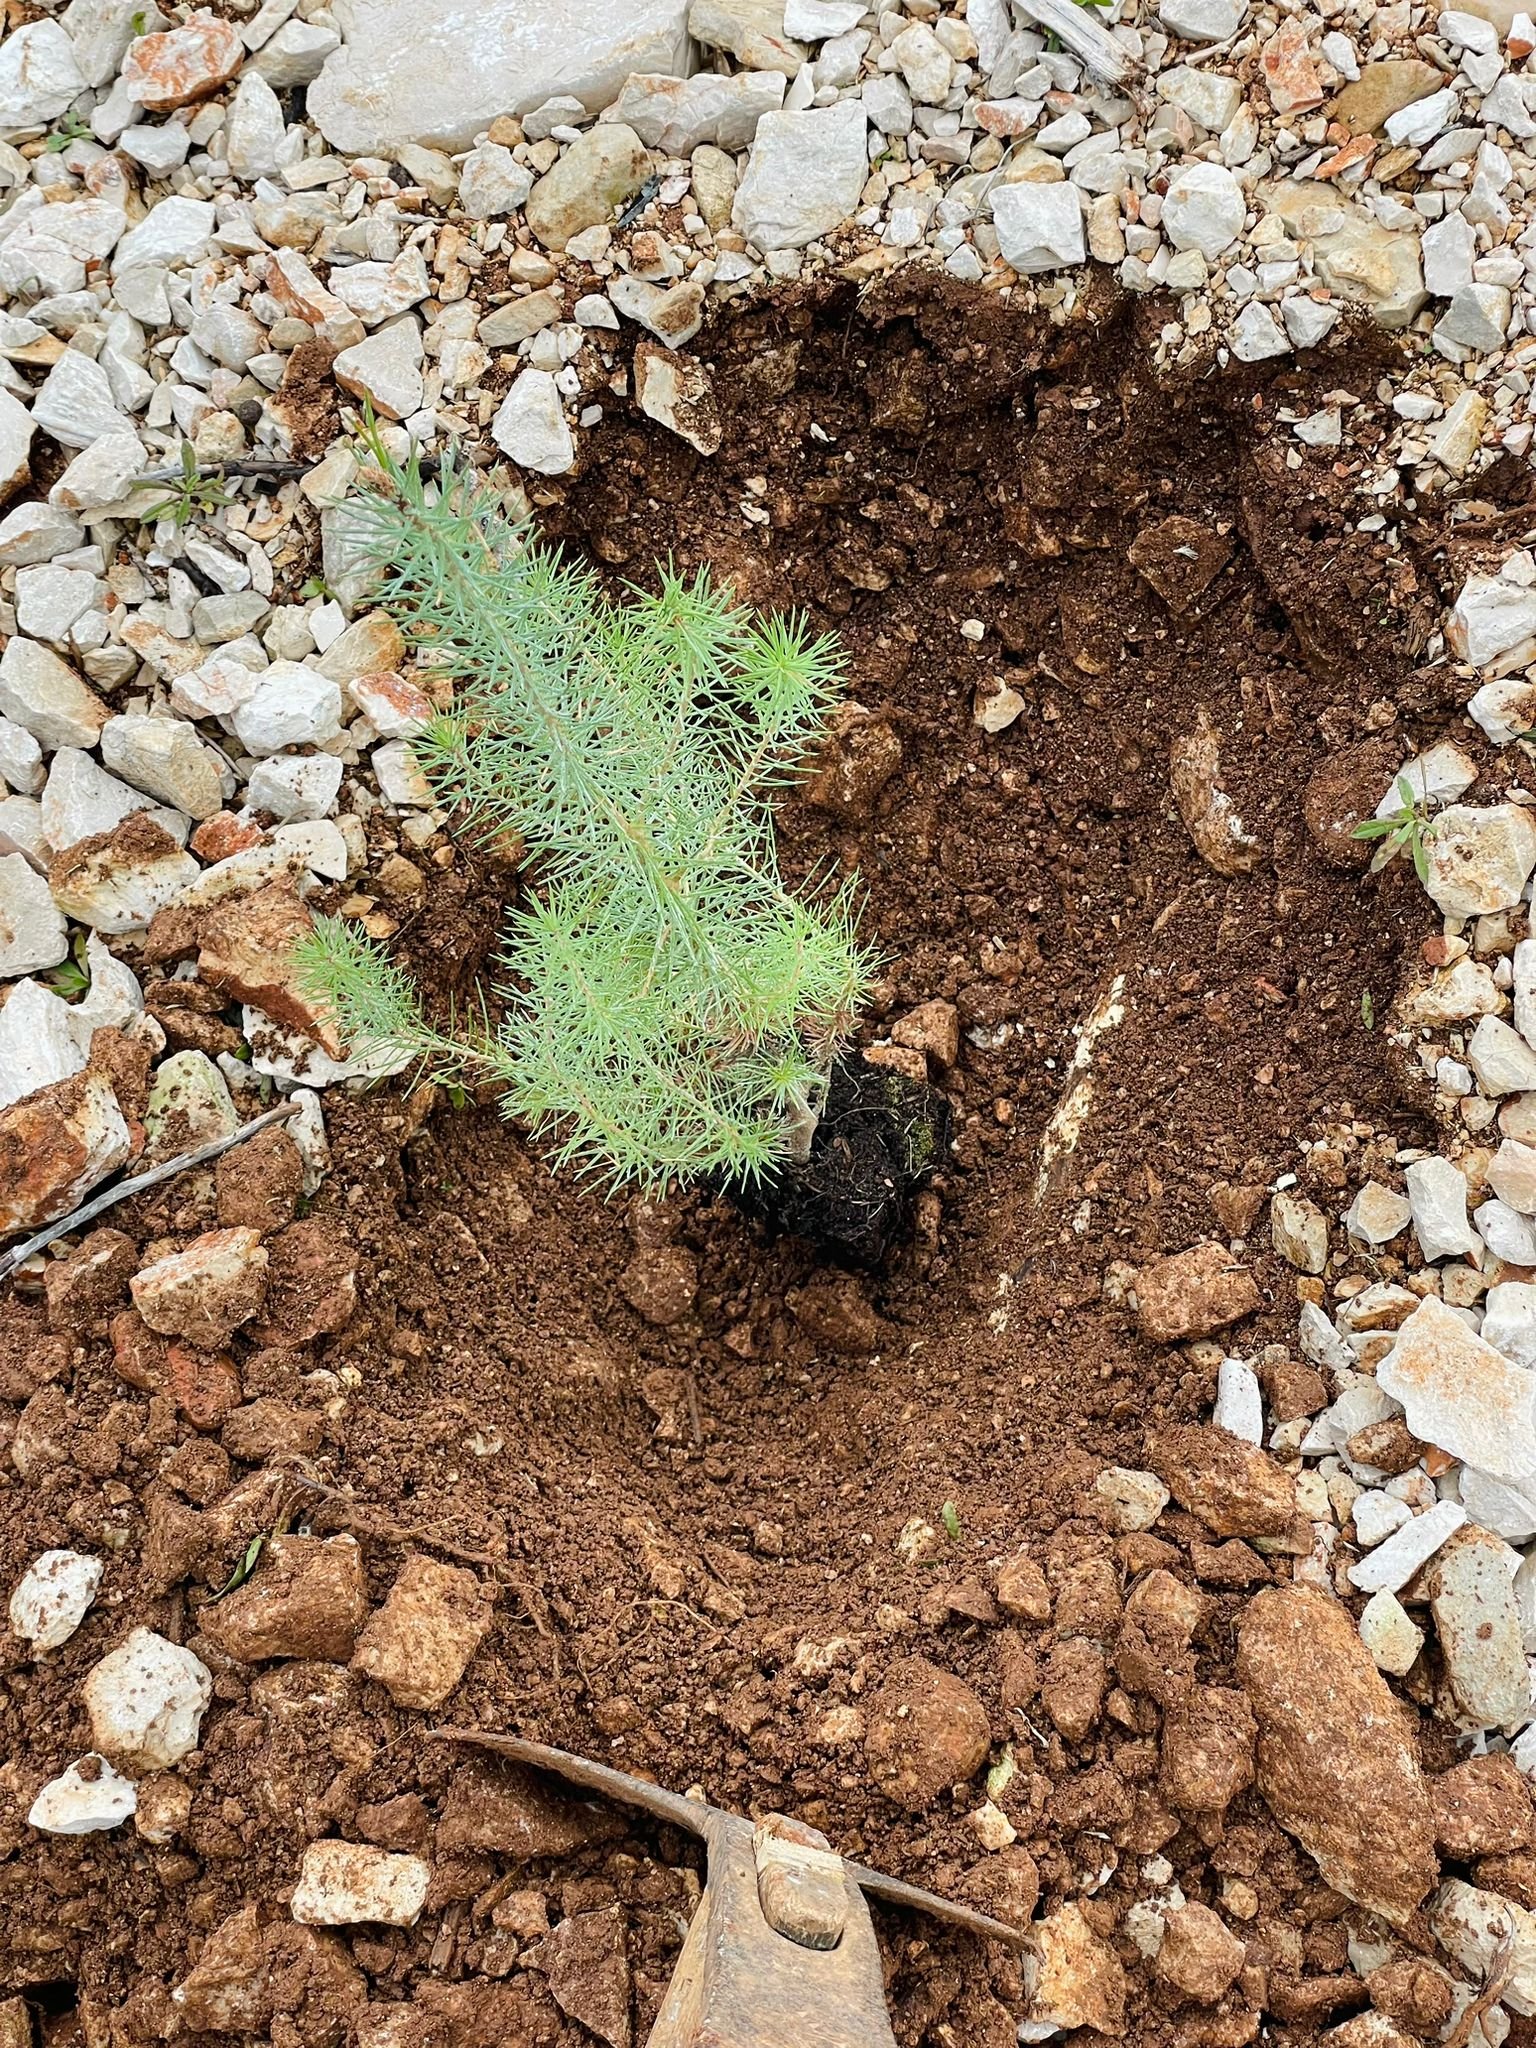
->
[[296, 439, 876, 1196]]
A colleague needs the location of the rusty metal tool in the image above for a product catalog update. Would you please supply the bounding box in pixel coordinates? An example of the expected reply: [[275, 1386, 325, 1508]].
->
[[433, 1729, 1024, 2048]]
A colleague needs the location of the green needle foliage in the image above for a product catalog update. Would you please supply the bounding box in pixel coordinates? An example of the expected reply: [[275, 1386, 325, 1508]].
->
[[296, 440, 875, 1195]]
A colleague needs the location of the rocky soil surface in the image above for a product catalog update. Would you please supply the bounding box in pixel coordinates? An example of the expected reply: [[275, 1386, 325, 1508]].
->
[[9, 2, 1536, 2047]]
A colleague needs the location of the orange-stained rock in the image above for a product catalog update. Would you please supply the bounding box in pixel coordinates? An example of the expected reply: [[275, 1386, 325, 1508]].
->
[[195, 882, 342, 1054], [351, 1556, 494, 1710], [1136, 1243, 1261, 1342], [200, 1535, 369, 1663], [0, 1070, 131, 1233], [122, 13, 243, 110], [131, 1227, 269, 1349]]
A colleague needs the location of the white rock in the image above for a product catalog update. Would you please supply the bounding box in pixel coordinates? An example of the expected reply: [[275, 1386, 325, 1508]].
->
[[49, 430, 146, 517], [1358, 1588, 1424, 1675], [1423, 804, 1536, 918], [373, 740, 432, 808], [1213, 1356, 1262, 1442], [1435, 282, 1512, 353], [72, 931, 141, 1037], [1379, 1295, 1536, 1483], [328, 249, 430, 326], [0, 978, 89, 1110], [41, 748, 160, 852], [1159, 0, 1246, 35], [784, 0, 865, 34], [1092, 1466, 1169, 1532], [1423, 209, 1477, 298], [1344, 1181, 1412, 1244], [1385, 84, 1457, 144], [15, 563, 101, 645], [245, 752, 344, 823], [170, 651, 264, 722], [602, 68, 786, 153], [0, 502, 85, 568], [27, 1755, 136, 1836], [457, 143, 534, 219], [491, 369, 575, 475], [334, 317, 424, 423], [1483, 1280, 1536, 1368], [0, 386, 33, 501], [1460, 1467, 1536, 1544], [100, 715, 226, 821], [230, 662, 344, 755], [1381, 740, 1477, 814], [889, 20, 951, 100], [1158, 65, 1243, 132], [1470, 674, 1536, 746], [732, 103, 868, 251], [574, 292, 621, 330], [31, 352, 128, 451], [1353, 1490, 1412, 1546], [0, 853, 68, 977], [1231, 302, 1290, 360], [862, 73, 912, 135], [1405, 1154, 1482, 1261], [1478, 1197, 1536, 1265], [1448, 573, 1536, 670], [0, 716, 43, 797], [82, 1626, 212, 1773], [1468, 1015, 1536, 1096], [1163, 161, 1246, 257], [120, 120, 190, 175], [308, 0, 691, 153], [1346, 1498, 1468, 1593], [1281, 295, 1340, 349], [291, 1840, 432, 1926], [9, 1549, 102, 1652], [225, 70, 286, 180], [1433, 1527, 1530, 1731], [991, 182, 1085, 272], [111, 196, 215, 273], [608, 275, 706, 345], [0, 21, 87, 130], [254, 19, 340, 86]]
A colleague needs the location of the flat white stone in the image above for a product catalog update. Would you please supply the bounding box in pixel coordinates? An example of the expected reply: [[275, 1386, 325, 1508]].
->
[[49, 430, 146, 517], [226, 70, 286, 180], [1435, 281, 1512, 353], [101, 714, 227, 821], [291, 1840, 432, 1926], [1405, 1154, 1482, 1261], [1346, 1497, 1468, 1593], [27, 1755, 136, 1835], [1213, 1356, 1263, 1442], [333, 317, 423, 423], [0, 852, 68, 977], [372, 740, 432, 807], [1281, 295, 1340, 349], [732, 103, 868, 251], [1344, 1180, 1413, 1244], [1160, 0, 1246, 35], [1381, 741, 1478, 814], [991, 181, 1085, 272], [82, 1627, 211, 1773], [1432, 1527, 1531, 1732], [1468, 1015, 1536, 1096], [1231, 301, 1291, 361], [1476, 1197, 1536, 1264], [602, 68, 786, 154], [308, 0, 691, 153], [1489, 1138, 1536, 1216], [41, 748, 159, 853], [111, 196, 215, 273], [1460, 1466, 1536, 1543], [457, 143, 534, 219], [0, 716, 43, 798], [0, 502, 85, 569], [783, 0, 865, 34], [1379, 1295, 1536, 1483], [253, 19, 340, 87], [1385, 83, 1458, 144], [1471, 673, 1536, 746], [9, 1549, 102, 1652], [1449, 573, 1536, 669], [1358, 1588, 1424, 1675], [0, 978, 89, 1110], [491, 369, 575, 475]]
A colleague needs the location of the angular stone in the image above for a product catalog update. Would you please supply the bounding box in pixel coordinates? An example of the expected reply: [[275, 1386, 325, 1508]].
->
[[49, 815, 200, 935], [1449, 574, 1536, 671], [1379, 1295, 1536, 1483], [1358, 1588, 1424, 1675], [526, 124, 652, 251], [0, 638, 109, 751], [199, 1533, 367, 1663], [491, 370, 574, 475], [0, 387, 34, 506], [348, 671, 432, 740], [27, 1754, 135, 1835], [1094, 1466, 1169, 1533], [1258, 180, 1426, 329], [1405, 1154, 1481, 1260], [0, 1069, 130, 1232], [9, 1548, 102, 1653], [245, 753, 343, 825], [604, 68, 785, 153], [690, 0, 803, 73], [1347, 1498, 1467, 1594], [1332, 59, 1444, 134], [1271, 1188, 1328, 1272], [992, 180, 1086, 272], [351, 1555, 493, 1709], [83, 1626, 211, 1772], [333, 318, 424, 423], [732, 103, 868, 252], [131, 1227, 269, 1349], [1152, 1424, 1298, 1537], [291, 1841, 431, 1928], [1135, 1242, 1261, 1342], [193, 882, 340, 1054], [528, 1907, 631, 2048], [1431, 1880, 1536, 2015], [1344, 1181, 1412, 1245], [1157, 1900, 1246, 2004], [308, 0, 691, 154], [1431, 1755, 1535, 1856], [437, 1754, 626, 1858], [0, 854, 68, 978], [1163, 160, 1247, 257], [1429, 1525, 1530, 1732], [329, 248, 431, 327], [1236, 1584, 1436, 1923], [225, 69, 285, 180], [231, 662, 344, 756], [608, 276, 706, 347], [1027, 1902, 1127, 2037], [121, 14, 242, 109], [142, 1049, 238, 1164], [101, 714, 225, 821]]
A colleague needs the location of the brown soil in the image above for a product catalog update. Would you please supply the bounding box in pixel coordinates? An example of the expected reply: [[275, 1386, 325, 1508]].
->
[[0, 276, 1499, 2048]]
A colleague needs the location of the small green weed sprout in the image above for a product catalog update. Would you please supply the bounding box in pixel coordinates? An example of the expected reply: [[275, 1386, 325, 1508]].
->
[[1351, 774, 1436, 886], [139, 441, 234, 529], [296, 440, 875, 1196]]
